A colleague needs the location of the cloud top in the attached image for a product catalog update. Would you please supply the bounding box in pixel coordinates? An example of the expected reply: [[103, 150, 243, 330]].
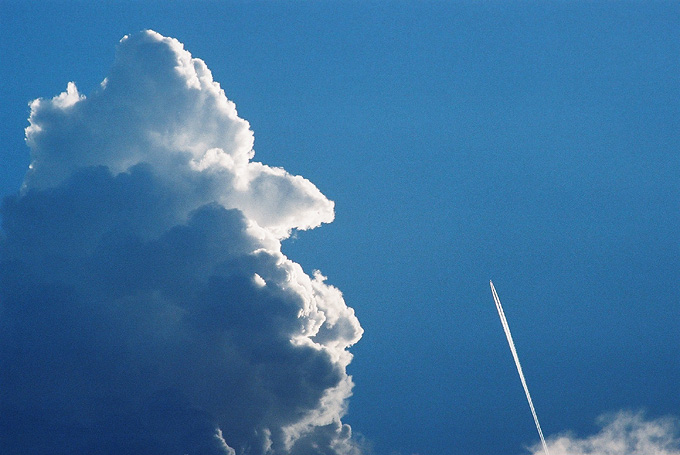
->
[[24, 29, 334, 238], [1, 30, 362, 454]]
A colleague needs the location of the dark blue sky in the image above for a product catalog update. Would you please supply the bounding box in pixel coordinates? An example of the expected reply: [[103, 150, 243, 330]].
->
[[1, 2, 679, 455]]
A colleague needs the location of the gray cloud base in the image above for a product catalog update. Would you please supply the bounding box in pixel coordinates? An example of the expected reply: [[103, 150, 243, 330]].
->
[[0, 31, 362, 454]]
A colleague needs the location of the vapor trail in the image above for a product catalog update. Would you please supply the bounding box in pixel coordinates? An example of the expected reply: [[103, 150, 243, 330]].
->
[[490, 280, 550, 455]]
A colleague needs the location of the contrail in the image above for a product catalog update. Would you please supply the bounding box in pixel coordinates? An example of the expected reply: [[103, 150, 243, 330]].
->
[[490, 280, 550, 455]]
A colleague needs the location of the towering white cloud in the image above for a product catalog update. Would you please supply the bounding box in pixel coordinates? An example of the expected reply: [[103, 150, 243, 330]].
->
[[531, 412, 680, 455], [0, 30, 362, 454], [23, 30, 334, 239]]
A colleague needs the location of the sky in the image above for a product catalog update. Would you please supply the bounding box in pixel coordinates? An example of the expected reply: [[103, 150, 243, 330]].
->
[[1, 2, 679, 455]]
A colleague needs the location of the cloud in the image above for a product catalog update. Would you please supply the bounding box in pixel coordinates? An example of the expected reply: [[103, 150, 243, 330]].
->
[[530, 411, 680, 455], [0, 30, 362, 454], [23, 30, 333, 239]]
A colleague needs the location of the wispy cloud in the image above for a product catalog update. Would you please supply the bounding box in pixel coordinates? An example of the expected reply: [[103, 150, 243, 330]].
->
[[530, 412, 680, 455], [1, 30, 362, 454]]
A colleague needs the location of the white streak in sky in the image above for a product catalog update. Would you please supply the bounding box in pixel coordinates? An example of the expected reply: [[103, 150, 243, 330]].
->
[[490, 280, 550, 455]]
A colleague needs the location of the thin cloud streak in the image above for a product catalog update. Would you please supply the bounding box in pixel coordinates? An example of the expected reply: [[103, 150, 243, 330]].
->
[[490, 281, 550, 455]]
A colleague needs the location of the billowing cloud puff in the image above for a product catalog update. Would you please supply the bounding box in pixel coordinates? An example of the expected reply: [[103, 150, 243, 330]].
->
[[0, 30, 362, 454], [23, 30, 333, 239], [531, 412, 680, 455]]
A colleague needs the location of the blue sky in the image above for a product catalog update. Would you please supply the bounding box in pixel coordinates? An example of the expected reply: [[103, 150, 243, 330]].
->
[[1, 2, 679, 455]]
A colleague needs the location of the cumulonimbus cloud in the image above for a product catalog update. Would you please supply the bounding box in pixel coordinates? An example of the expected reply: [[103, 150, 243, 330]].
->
[[530, 411, 680, 455], [0, 30, 363, 455]]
